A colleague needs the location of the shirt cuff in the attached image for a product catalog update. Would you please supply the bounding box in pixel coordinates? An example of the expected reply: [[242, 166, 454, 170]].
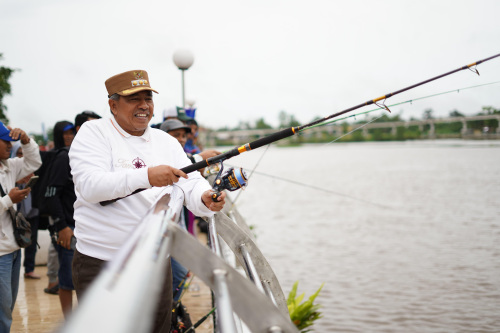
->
[[193, 154, 203, 163], [129, 167, 152, 191], [1, 195, 13, 211]]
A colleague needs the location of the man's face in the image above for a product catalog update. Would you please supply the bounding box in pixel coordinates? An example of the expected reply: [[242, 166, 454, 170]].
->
[[0, 139, 12, 160], [109, 91, 154, 136], [168, 128, 188, 148]]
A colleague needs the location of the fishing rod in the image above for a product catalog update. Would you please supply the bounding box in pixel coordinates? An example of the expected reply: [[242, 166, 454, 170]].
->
[[100, 53, 500, 206], [172, 53, 500, 173], [308, 80, 500, 130], [184, 307, 216, 333], [223, 79, 500, 209]]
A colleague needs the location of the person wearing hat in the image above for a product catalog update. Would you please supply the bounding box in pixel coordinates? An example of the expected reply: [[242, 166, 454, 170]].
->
[[0, 122, 42, 333], [160, 119, 191, 148], [160, 119, 220, 173], [10, 142, 41, 281], [68, 69, 225, 332], [175, 106, 193, 123], [159, 119, 221, 303], [163, 106, 178, 121]]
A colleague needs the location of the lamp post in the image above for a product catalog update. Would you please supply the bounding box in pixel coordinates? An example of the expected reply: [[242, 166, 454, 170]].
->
[[173, 49, 194, 111]]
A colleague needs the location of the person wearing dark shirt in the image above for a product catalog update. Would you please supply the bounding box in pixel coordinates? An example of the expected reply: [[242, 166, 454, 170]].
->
[[44, 120, 76, 318]]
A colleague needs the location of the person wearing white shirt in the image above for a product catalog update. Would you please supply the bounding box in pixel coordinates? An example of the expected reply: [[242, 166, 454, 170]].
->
[[69, 69, 225, 333], [0, 123, 42, 333]]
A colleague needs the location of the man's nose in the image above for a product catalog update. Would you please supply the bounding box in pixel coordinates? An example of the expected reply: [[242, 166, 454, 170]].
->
[[138, 98, 149, 109]]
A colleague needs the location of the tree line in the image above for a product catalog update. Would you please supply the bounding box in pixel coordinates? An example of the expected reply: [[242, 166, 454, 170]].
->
[[211, 107, 499, 145], [217, 107, 499, 131]]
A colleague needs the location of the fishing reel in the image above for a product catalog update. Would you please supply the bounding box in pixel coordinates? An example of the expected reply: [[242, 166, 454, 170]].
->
[[211, 162, 248, 202]]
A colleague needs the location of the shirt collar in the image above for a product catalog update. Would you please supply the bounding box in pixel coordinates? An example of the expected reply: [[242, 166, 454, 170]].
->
[[110, 117, 151, 142]]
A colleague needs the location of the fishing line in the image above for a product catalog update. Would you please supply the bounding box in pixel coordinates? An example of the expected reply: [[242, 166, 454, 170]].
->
[[224, 162, 391, 209], [320, 113, 387, 146], [229, 143, 271, 208]]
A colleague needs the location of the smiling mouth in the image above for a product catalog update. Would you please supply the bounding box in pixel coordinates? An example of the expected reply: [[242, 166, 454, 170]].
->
[[135, 113, 149, 118]]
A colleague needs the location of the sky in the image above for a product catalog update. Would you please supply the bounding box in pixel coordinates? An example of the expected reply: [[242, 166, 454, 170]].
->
[[1, 0, 500, 136]]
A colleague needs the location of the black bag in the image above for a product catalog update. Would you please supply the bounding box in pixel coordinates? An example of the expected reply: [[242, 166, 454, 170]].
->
[[8, 207, 32, 248], [32, 147, 68, 230], [170, 301, 194, 333]]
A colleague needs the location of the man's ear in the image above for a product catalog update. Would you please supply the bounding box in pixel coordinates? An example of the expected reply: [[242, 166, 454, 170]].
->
[[108, 99, 117, 115]]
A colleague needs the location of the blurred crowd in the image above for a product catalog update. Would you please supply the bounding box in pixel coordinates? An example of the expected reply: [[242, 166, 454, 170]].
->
[[0, 95, 220, 332]]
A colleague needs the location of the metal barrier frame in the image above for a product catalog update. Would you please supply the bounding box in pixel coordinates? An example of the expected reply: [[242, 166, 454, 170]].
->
[[60, 187, 298, 333]]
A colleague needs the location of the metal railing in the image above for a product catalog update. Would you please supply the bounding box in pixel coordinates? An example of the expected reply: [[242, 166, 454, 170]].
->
[[60, 186, 297, 333]]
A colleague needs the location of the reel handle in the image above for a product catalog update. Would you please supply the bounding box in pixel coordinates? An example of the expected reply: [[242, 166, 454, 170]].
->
[[211, 191, 222, 202]]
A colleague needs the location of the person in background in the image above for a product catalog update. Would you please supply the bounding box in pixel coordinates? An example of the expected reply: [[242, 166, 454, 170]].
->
[[69, 69, 225, 332], [159, 118, 221, 301], [150, 106, 178, 129], [163, 106, 178, 121], [10, 142, 40, 280], [184, 118, 201, 154], [74, 111, 101, 132], [159, 119, 219, 175], [44, 121, 76, 318], [0, 122, 42, 333]]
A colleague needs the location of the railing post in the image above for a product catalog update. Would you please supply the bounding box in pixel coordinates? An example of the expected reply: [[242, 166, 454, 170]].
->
[[208, 215, 222, 257], [240, 244, 266, 294], [213, 269, 238, 333]]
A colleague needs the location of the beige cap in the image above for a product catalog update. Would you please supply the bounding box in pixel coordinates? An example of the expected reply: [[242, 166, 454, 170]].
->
[[105, 70, 159, 97]]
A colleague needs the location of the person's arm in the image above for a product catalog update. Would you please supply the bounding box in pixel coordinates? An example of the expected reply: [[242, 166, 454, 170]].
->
[[0, 190, 14, 212], [44, 152, 74, 249], [10, 132, 42, 181], [170, 142, 220, 217], [1, 130, 41, 212], [0, 187, 30, 212]]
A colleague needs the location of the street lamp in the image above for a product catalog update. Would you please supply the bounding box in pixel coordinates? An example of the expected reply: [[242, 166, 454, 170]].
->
[[173, 49, 194, 111]]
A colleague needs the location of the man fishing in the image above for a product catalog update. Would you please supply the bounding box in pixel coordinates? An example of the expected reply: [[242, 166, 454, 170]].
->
[[69, 69, 225, 332]]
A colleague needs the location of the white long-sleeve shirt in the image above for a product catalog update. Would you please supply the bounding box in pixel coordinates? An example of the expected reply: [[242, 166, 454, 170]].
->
[[69, 117, 213, 261], [0, 139, 42, 256]]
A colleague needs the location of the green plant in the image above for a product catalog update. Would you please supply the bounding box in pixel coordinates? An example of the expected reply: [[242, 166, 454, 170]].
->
[[287, 281, 324, 332]]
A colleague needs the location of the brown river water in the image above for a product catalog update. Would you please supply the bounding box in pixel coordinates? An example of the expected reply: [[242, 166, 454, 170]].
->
[[225, 140, 500, 333]]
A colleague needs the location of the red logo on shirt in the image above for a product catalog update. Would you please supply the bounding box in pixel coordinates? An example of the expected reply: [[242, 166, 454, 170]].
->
[[132, 157, 146, 169]]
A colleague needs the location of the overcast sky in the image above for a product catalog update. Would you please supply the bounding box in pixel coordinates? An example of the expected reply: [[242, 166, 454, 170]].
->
[[1, 0, 499, 135]]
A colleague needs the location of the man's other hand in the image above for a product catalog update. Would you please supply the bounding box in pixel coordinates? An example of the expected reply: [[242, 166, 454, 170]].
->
[[202, 190, 226, 211], [198, 149, 221, 160]]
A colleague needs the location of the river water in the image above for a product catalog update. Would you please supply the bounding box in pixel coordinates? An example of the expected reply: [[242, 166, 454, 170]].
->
[[225, 140, 500, 333]]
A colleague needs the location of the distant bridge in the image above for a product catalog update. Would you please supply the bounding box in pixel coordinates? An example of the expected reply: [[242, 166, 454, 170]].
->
[[200, 114, 500, 146]]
